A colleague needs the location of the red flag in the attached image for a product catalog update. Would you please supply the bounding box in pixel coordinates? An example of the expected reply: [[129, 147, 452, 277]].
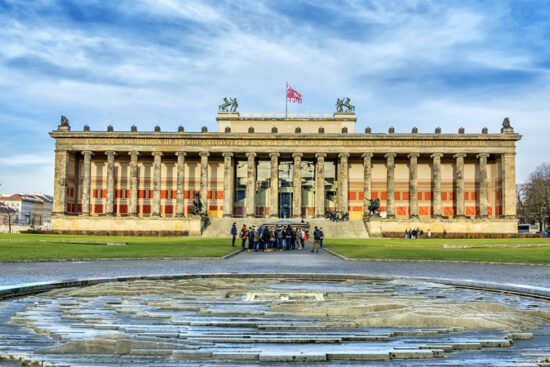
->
[[286, 85, 302, 104]]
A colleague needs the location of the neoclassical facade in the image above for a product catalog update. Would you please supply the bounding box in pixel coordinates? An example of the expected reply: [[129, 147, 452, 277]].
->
[[50, 111, 520, 236]]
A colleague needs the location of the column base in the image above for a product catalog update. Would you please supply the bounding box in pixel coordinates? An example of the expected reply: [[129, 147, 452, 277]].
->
[[386, 214, 395, 219], [409, 215, 419, 220], [223, 213, 233, 218]]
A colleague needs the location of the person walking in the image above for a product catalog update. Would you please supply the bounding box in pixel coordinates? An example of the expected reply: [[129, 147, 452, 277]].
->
[[230, 222, 237, 247], [404, 228, 408, 239], [427, 228, 432, 239], [240, 224, 248, 248]]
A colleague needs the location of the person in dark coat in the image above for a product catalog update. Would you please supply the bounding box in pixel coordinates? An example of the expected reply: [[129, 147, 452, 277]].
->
[[285, 225, 292, 251], [230, 222, 237, 247]]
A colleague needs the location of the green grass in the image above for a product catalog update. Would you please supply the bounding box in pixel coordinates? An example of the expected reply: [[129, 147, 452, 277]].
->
[[325, 238, 550, 264], [0, 233, 236, 261]]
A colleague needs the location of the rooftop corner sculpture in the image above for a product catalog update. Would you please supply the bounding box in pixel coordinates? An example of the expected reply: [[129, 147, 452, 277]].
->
[[219, 97, 238, 112], [336, 97, 355, 113], [60, 115, 69, 126]]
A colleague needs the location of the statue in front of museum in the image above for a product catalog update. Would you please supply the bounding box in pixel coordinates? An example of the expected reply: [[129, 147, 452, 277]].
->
[[336, 97, 355, 113], [367, 197, 380, 217], [219, 97, 238, 112], [189, 193, 204, 216]]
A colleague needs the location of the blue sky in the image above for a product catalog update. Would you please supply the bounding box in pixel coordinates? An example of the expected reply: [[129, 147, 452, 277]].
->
[[0, 0, 549, 194]]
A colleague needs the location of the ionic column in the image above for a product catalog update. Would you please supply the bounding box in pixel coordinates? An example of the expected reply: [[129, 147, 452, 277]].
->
[[199, 152, 209, 214], [292, 153, 303, 218], [222, 152, 233, 217], [151, 152, 162, 216], [385, 153, 396, 218], [315, 153, 326, 217], [246, 152, 256, 217], [269, 153, 279, 218], [105, 151, 116, 216], [454, 153, 466, 217], [362, 153, 373, 218], [478, 153, 490, 218], [430, 153, 443, 218], [408, 153, 419, 218], [53, 150, 69, 215], [339, 153, 349, 213], [81, 151, 93, 216], [175, 152, 186, 217], [501, 153, 517, 218], [129, 151, 139, 216]]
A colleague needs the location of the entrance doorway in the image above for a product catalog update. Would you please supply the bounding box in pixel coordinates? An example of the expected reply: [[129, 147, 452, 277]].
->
[[279, 192, 292, 218]]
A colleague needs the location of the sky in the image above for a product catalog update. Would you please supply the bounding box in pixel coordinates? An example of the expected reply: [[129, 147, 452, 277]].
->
[[0, 0, 549, 194]]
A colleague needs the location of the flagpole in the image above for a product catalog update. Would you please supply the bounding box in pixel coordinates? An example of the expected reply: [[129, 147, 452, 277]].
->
[[285, 81, 288, 118]]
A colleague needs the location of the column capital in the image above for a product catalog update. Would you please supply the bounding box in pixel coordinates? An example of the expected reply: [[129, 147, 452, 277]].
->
[[81, 150, 93, 157], [292, 152, 303, 159], [476, 153, 490, 159], [199, 151, 210, 157], [430, 153, 443, 159], [222, 152, 233, 158], [269, 152, 280, 158], [175, 151, 187, 158], [407, 153, 420, 159], [453, 153, 467, 159], [128, 151, 139, 157], [105, 151, 117, 157], [384, 152, 396, 159], [246, 152, 256, 158], [151, 151, 163, 157], [338, 152, 350, 159], [315, 152, 326, 159], [361, 152, 373, 159]]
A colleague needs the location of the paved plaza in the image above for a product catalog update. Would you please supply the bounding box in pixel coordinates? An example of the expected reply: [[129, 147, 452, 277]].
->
[[1, 244, 549, 290]]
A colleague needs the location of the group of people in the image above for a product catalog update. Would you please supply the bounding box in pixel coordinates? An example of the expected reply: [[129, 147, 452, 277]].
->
[[325, 209, 349, 222], [404, 227, 431, 239], [230, 223, 324, 253]]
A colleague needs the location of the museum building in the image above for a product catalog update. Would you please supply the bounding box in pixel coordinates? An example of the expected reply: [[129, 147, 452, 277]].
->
[[49, 108, 520, 236]]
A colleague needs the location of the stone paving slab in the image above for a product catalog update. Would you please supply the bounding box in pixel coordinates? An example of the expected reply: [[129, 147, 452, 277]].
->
[[0, 247, 549, 293]]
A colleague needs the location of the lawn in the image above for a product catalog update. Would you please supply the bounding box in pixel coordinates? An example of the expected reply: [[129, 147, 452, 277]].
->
[[0, 233, 236, 261], [325, 238, 550, 264]]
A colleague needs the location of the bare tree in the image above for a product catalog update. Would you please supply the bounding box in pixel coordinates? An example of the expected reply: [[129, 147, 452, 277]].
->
[[521, 163, 550, 231], [0, 206, 16, 233]]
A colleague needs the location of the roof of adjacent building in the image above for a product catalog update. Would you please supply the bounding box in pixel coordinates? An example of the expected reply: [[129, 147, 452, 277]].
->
[[0, 194, 52, 203]]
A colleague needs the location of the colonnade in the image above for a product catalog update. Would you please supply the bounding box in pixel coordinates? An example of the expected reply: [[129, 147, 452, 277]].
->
[[54, 150, 516, 220]]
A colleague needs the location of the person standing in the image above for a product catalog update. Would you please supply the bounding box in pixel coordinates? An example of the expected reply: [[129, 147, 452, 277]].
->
[[312, 226, 321, 253], [276, 226, 283, 251], [254, 226, 261, 252], [285, 225, 292, 251], [427, 228, 432, 239], [230, 222, 237, 247], [240, 224, 248, 248], [319, 227, 324, 248], [248, 226, 256, 252]]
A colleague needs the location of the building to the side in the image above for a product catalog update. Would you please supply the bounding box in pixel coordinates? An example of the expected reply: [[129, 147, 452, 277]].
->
[[0, 193, 52, 226], [49, 109, 520, 236]]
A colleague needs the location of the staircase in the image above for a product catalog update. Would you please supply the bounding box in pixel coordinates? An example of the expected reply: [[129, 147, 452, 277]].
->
[[202, 217, 369, 238]]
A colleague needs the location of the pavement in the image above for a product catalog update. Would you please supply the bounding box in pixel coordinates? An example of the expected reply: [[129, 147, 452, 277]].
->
[[1, 242, 549, 290]]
